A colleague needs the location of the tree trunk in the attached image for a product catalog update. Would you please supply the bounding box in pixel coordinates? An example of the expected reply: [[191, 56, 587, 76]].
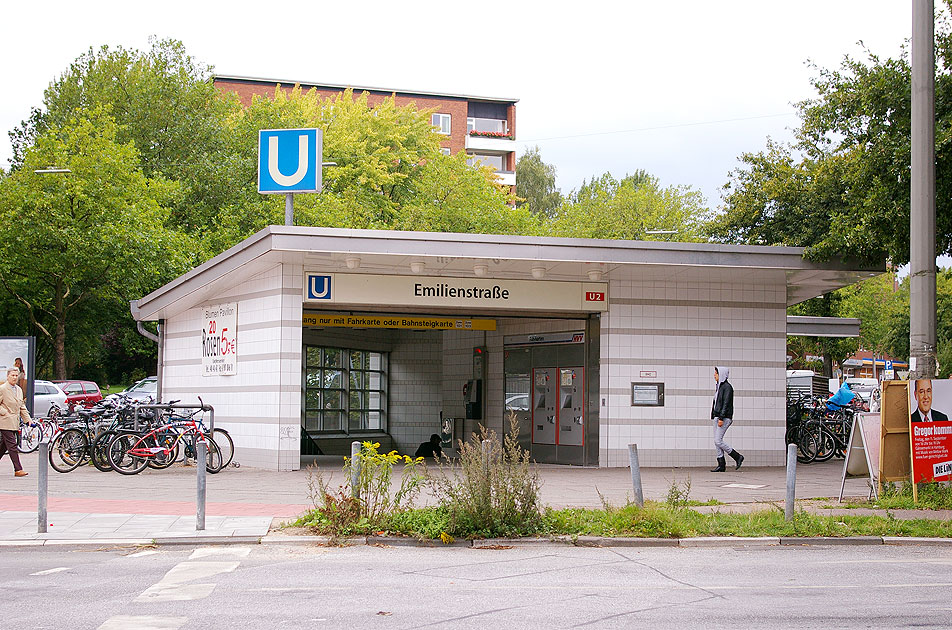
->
[[54, 285, 67, 380]]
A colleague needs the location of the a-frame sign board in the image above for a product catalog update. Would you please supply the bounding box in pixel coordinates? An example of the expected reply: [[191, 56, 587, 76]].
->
[[838, 413, 880, 501]]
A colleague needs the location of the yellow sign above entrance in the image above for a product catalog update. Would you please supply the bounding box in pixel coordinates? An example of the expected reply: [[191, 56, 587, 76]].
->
[[303, 313, 496, 331]]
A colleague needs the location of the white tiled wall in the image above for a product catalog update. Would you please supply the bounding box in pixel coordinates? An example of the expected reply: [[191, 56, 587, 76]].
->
[[162, 263, 303, 471], [599, 275, 788, 467]]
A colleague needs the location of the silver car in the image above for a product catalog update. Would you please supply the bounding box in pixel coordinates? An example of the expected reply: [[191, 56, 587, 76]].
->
[[32, 380, 68, 417]]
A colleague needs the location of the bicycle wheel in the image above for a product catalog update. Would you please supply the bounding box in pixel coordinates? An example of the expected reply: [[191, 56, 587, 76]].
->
[[796, 430, 818, 464], [148, 430, 180, 470], [19, 424, 42, 454], [198, 437, 224, 474], [211, 428, 234, 469], [813, 428, 837, 463], [49, 428, 89, 473], [90, 430, 118, 472], [107, 432, 151, 475]]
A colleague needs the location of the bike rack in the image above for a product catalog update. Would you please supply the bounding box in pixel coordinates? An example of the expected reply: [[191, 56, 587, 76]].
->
[[132, 401, 215, 531]]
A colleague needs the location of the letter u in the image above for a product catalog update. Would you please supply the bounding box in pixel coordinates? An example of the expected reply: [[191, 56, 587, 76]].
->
[[310, 276, 330, 299], [269, 135, 309, 186]]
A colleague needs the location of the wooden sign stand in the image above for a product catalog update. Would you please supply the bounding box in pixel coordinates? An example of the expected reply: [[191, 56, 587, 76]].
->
[[878, 381, 912, 498]]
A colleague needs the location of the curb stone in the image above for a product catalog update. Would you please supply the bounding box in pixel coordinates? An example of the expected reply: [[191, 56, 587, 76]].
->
[[779, 536, 883, 546], [367, 536, 470, 548], [679, 536, 780, 547], [883, 536, 952, 546]]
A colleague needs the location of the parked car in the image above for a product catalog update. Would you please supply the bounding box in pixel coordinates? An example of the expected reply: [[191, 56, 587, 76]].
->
[[32, 380, 68, 417], [52, 379, 103, 408], [106, 376, 157, 402]]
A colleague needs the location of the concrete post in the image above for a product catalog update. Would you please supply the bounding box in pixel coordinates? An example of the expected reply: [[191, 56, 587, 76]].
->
[[350, 441, 361, 500], [785, 443, 797, 522], [196, 440, 206, 531], [910, 0, 937, 379], [481, 439, 491, 472], [628, 444, 644, 508], [38, 441, 48, 533]]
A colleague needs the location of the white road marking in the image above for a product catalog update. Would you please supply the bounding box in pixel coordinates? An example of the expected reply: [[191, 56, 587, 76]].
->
[[98, 615, 186, 630], [189, 546, 251, 560], [31, 567, 70, 576], [128, 550, 159, 558], [135, 561, 240, 602], [720, 483, 768, 489]]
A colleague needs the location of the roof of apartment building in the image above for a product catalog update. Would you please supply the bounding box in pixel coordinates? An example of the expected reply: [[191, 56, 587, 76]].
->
[[213, 74, 519, 105]]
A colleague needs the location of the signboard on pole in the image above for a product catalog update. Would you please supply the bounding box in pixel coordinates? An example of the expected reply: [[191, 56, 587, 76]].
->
[[202, 303, 237, 376], [908, 378, 952, 486], [258, 128, 322, 194], [0, 337, 35, 414]]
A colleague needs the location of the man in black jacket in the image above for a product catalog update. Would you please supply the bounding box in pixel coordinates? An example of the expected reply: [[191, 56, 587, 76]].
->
[[711, 366, 743, 472]]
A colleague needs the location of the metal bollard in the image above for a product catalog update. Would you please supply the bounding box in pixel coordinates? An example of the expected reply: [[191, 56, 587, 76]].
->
[[196, 440, 206, 531], [351, 441, 361, 500], [785, 443, 797, 522], [481, 439, 491, 471], [38, 440, 49, 534], [628, 444, 644, 508]]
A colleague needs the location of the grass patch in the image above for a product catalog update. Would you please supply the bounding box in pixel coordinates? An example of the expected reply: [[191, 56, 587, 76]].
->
[[287, 502, 952, 540], [823, 482, 952, 511]]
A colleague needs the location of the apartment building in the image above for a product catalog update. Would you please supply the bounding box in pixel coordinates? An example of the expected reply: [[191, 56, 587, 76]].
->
[[214, 75, 518, 186]]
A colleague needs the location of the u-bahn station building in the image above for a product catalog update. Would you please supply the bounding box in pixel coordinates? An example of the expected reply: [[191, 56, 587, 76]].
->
[[131, 226, 876, 470]]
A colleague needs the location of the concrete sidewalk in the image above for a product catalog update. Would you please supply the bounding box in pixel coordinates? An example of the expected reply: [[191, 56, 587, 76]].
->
[[0, 451, 887, 544]]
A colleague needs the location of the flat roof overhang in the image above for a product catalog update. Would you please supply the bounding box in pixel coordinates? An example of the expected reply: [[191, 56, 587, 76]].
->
[[786, 316, 861, 338], [130, 226, 885, 322]]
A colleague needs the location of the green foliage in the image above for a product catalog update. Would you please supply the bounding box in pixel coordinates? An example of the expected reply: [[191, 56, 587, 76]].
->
[[546, 172, 710, 241], [665, 476, 692, 508], [515, 145, 562, 216], [875, 481, 952, 510], [381, 506, 452, 540], [710, 5, 952, 264], [296, 442, 426, 538], [12, 38, 237, 236], [0, 108, 193, 377], [429, 417, 544, 538]]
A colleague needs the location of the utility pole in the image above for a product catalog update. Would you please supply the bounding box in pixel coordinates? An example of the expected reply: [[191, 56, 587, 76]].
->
[[910, 0, 938, 379]]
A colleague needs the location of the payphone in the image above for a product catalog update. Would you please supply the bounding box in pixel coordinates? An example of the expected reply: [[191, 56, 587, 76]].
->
[[463, 379, 482, 420]]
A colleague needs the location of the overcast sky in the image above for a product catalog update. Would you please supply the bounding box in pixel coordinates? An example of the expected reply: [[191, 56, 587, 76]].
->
[[0, 1, 919, 211]]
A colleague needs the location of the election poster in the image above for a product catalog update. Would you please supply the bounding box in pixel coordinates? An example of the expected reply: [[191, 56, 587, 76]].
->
[[908, 378, 952, 484]]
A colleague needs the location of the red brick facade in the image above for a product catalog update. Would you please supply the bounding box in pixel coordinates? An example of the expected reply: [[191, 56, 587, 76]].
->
[[214, 77, 516, 168]]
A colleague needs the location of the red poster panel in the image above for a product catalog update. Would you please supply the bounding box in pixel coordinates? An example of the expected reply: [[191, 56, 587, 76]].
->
[[908, 379, 952, 483]]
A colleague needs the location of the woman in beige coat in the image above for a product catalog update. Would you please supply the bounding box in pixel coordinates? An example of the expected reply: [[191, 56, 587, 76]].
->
[[0, 366, 32, 476]]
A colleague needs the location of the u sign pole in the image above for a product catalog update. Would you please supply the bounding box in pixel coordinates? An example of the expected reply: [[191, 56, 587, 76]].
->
[[285, 193, 294, 226]]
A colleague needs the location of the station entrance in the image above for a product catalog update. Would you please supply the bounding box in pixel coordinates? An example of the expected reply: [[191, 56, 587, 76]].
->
[[300, 311, 599, 466]]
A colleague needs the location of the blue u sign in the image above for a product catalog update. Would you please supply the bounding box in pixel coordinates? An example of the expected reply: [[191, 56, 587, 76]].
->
[[306, 274, 333, 300], [258, 128, 323, 194]]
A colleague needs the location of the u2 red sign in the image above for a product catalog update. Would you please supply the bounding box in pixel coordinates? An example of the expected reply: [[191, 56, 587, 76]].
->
[[585, 292, 605, 302]]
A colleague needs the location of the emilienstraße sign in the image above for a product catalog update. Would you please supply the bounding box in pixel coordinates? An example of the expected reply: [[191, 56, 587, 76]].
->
[[303, 273, 608, 312], [202, 302, 237, 376]]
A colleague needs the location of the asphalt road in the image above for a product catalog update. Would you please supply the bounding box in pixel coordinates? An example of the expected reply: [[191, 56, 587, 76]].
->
[[6, 543, 952, 629]]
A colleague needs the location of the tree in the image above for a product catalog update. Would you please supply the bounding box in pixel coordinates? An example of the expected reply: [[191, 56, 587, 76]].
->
[[546, 172, 711, 241], [208, 86, 532, 251], [9, 38, 237, 236], [709, 4, 952, 265], [0, 110, 193, 379], [515, 146, 562, 216]]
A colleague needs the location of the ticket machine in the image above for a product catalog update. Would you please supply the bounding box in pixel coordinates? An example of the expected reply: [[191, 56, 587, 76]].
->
[[532, 367, 557, 445], [558, 367, 584, 447]]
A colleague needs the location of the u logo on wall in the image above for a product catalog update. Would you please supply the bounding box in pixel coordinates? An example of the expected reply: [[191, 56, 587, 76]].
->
[[307, 275, 332, 300]]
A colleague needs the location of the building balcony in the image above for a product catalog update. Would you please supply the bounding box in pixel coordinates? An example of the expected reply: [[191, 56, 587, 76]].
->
[[494, 171, 515, 186], [465, 134, 516, 152]]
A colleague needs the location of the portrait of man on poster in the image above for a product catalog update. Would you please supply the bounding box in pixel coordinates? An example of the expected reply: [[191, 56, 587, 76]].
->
[[911, 379, 950, 423]]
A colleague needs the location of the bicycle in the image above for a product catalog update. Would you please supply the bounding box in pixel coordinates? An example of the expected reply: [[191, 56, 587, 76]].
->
[[107, 415, 223, 475]]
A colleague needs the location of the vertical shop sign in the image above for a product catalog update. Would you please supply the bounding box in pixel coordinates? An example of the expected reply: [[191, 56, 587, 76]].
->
[[202, 303, 238, 376]]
